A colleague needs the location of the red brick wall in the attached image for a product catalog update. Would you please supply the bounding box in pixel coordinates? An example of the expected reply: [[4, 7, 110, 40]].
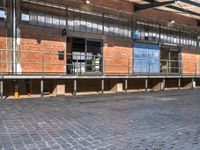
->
[[20, 24, 66, 73], [104, 36, 133, 74], [0, 22, 7, 73], [182, 49, 198, 75], [196, 53, 200, 75]]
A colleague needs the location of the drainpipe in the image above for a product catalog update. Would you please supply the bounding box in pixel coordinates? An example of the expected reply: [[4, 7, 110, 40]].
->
[[12, 0, 19, 99], [12, 0, 17, 74]]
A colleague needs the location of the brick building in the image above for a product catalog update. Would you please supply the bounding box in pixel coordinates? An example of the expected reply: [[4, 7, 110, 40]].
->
[[0, 0, 200, 99]]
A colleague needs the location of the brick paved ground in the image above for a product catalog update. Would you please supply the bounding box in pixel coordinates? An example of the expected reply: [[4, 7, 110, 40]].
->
[[1, 89, 200, 150]]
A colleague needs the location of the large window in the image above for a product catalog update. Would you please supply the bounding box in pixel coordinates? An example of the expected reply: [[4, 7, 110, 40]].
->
[[134, 20, 198, 48], [21, 4, 132, 38], [104, 14, 132, 38], [22, 11, 66, 29], [134, 42, 160, 74], [0, 8, 6, 20], [67, 38, 102, 74], [134, 21, 159, 42], [0, 0, 6, 21], [68, 8, 103, 34]]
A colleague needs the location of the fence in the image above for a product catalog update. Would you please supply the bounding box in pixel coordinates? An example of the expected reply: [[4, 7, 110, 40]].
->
[[0, 48, 200, 76]]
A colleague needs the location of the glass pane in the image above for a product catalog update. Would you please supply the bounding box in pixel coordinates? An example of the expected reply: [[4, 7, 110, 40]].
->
[[21, 12, 29, 22], [53, 16, 60, 28], [30, 11, 38, 25], [0, 9, 6, 19], [38, 13, 45, 26], [45, 14, 52, 27]]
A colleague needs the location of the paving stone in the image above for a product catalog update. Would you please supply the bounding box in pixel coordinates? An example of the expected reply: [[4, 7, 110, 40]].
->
[[1, 89, 200, 149]]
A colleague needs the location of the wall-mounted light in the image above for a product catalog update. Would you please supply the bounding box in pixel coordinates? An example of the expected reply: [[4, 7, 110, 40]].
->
[[85, 0, 91, 4], [170, 20, 175, 24], [168, 20, 175, 27]]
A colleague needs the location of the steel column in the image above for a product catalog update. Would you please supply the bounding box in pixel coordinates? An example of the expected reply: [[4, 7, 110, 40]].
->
[[101, 79, 104, 94], [73, 79, 77, 95], [125, 79, 128, 93], [178, 78, 181, 90], [161, 78, 165, 91], [192, 78, 195, 89], [41, 79, 44, 97], [0, 80, 3, 100], [145, 79, 148, 92]]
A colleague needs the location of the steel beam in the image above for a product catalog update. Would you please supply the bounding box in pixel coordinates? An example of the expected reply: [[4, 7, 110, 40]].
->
[[140, 0, 200, 17], [134, 0, 175, 12], [178, 0, 200, 8], [166, 5, 200, 17]]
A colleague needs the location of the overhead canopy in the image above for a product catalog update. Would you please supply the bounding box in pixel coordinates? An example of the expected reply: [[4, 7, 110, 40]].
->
[[130, 0, 200, 19]]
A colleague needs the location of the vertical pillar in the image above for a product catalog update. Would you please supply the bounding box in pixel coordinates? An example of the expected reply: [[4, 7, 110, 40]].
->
[[162, 78, 165, 91], [41, 79, 44, 97], [145, 79, 148, 92], [192, 78, 196, 89], [14, 80, 19, 99], [12, 0, 17, 74], [178, 78, 181, 90], [101, 79, 104, 94], [125, 79, 128, 93], [6, 0, 13, 73], [0, 80, 3, 100], [73, 79, 77, 95]]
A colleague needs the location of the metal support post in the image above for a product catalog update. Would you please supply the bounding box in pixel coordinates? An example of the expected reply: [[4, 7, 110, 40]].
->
[[162, 78, 165, 91], [0, 80, 3, 100], [178, 78, 181, 90], [145, 79, 148, 92], [73, 79, 77, 95], [125, 79, 128, 93], [101, 79, 104, 94], [41, 79, 44, 97], [192, 78, 196, 89], [14, 80, 19, 99]]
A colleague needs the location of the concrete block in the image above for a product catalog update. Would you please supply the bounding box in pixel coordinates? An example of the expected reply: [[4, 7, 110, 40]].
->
[[53, 80, 66, 96], [111, 83, 123, 92]]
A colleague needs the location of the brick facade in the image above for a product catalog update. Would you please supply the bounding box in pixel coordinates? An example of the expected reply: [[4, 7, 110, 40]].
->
[[181, 49, 198, 74], [104, 36, 133, 74], [20, 24, 66, 73], [0, 22, 7, 73], [0, 0, 199, 75]]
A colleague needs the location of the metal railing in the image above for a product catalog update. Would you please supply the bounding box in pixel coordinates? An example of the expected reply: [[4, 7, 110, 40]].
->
[[0, 48, 200, 76]]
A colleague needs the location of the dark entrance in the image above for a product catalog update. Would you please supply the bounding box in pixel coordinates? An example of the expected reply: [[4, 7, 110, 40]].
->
[[160, 46, 181, 74], [67, 38, 102, 74]]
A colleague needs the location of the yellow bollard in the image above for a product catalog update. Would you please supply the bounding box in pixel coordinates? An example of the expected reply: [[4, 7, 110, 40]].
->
[[14, 80, 19, 99], [14, 91, 19, 99]]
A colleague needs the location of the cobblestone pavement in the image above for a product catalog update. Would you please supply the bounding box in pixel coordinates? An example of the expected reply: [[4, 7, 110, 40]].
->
[[1, 89, 200, 150]]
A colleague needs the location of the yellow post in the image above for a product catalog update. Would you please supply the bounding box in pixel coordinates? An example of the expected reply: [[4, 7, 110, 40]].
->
[[14, 80, 19, 99]]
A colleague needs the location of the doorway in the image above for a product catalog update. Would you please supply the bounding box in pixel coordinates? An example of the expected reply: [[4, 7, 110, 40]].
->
[[67, 37, 102, 74], [160, 46, 181, 74]]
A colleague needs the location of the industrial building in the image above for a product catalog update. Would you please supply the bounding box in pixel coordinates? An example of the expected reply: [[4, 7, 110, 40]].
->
[[0, 0, 200, 99]]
